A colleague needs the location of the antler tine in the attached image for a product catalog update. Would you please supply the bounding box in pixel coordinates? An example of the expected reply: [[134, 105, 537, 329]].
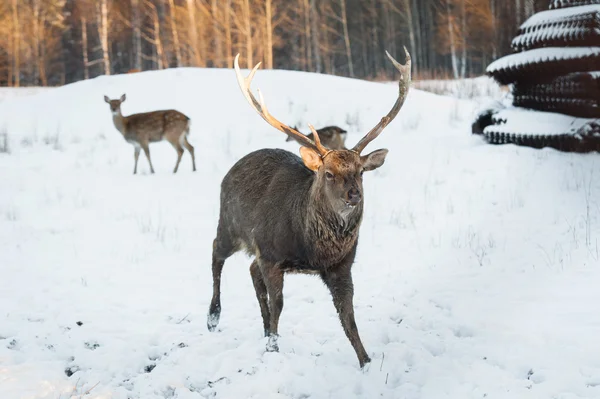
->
[[308, 124, 327, 152], [233, 54, 328, 156], [352, 47, 412, 154]]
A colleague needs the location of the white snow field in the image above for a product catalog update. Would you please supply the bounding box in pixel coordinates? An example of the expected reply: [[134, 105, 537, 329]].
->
[[1, 67, 600, 399]]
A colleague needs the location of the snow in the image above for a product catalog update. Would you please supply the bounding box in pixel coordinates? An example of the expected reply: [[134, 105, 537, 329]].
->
[[2, 67, 600, 399], [0, 87, 51, 104], [486, 47, 600, 75], [485, 106, 596, 135], [520, 4, 600, 29]]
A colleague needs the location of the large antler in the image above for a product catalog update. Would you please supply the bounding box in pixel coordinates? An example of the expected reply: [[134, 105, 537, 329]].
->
[[352, 47, 412, 154], [234, 54, 329, 157]]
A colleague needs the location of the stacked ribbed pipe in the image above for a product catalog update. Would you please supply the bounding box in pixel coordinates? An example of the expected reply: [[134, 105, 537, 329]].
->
[[473, 0, 600, 152]]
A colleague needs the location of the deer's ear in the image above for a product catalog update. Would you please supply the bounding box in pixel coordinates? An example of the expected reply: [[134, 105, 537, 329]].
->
[[361, 148, 388, 171], [120, 94, 126, 102], [300, 146, 323, 171], [104, 95, 110, 103]]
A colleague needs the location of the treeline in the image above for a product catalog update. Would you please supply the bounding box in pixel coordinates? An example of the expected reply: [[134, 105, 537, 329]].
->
[[0, 0, 550, 86]]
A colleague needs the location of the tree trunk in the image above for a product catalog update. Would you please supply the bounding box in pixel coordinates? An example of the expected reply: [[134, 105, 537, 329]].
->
[[186, 0, 201, 66], [132, 0, 142, 70], [446, 0, 458, 79], [309, 0, 321, 73], [146, 0, 165, 69], [12, 0, 20, 87], [369, 0, 380, 77], [460, 0, 467, 78], [403, 0, 417, 76], [98, 0, 110, 75], [224, 0, 233, 67], [490, 0, 498, 59], [211, 0, 223, 67], [81, 16, 89, 79], [242, 0, 253, 68], [168, 0, 182, 67], [303, 0, 312, 71], [340, 0, 354, 77], [265, 0, 273, 69]]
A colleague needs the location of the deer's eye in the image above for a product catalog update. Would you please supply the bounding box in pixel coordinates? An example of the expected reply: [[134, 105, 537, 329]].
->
[[325, 171, 334, 180]]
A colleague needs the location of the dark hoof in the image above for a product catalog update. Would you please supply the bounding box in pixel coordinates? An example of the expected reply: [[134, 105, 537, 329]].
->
[[359, 356, 372, 369], [207, 312, 220, 332], [266, 334, 279, 352]]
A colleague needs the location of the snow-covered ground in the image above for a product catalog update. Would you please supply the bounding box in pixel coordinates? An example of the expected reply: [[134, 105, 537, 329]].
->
[[0, 87, 52, 104], [1, 67, 599, 399]]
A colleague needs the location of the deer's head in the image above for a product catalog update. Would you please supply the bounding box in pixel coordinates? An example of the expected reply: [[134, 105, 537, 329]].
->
[[285, 126, 348, 151], [103, 94, 126, 114], [234, 49, 411, 215]]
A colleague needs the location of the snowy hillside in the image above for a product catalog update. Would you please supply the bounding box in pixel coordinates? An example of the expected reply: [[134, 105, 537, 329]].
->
[[1, 67, 600, 399]]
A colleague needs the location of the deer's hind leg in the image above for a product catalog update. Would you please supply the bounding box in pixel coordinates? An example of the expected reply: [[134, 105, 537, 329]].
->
[[257, 258, 284, 352], [207, 223, 237, 332], [182, 135, 196, 172], [171, 140, 185, 174], [250, 260, 270, 337]]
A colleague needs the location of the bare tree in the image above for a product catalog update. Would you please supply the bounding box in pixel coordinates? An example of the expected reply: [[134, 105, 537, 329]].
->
[[98, 0, 110, 75], [167, 0, 181, 67], [339, 0, 354, 77], [131, 0, 142, 71], [265, 0, 273, 69], [11, 0, 20, 86]]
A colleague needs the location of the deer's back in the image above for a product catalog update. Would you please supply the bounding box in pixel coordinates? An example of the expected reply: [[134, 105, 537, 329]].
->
[[219, 149, 314, 263], [126, 110, 189, 142]]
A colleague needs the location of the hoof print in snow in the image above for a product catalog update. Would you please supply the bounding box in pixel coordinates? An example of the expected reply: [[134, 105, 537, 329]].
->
[[452, 326, 474, 338], [527, 368, 534, 380], [76, 321, 83, 326], [162, 386, 176, 398], [207, 377, 230, 388], [64, 365, 80, 377], [177, 342, 187, 348], [84, 341, 100, 350], [237, 366, 258, 376], [7, 339, 18, 350], [144, 363, 156, 373]]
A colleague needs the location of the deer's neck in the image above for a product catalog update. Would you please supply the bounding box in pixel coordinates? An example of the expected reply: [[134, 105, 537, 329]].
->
[[304, 184, 363, 268], [111, 110, 128, 135]]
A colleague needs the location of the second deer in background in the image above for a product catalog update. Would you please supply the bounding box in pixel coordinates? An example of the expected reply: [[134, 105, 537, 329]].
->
[[104, 94, 196, 174], [286, 125, 348, 150]]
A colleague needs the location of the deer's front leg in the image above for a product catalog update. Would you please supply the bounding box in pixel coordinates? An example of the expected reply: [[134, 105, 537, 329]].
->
[[141, 143, 155, 174], [133, 146, 141, 174], [322, 268, 371, 368]]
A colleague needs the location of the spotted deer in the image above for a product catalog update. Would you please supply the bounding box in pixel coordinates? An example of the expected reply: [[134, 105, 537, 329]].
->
[[286, 125, 348, 150], [207, 48, 411, 368], [103, 94, 196, 174]]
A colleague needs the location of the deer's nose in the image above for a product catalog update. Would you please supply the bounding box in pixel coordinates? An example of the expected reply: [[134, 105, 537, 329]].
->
[[346, 188, 361, 206]]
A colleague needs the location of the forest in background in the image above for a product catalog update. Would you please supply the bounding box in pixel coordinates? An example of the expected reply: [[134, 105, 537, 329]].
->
[[0, 0, 550, 87]]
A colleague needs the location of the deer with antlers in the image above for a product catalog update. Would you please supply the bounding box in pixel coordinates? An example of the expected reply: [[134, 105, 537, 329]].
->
[[207, 49, 411, 368]]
